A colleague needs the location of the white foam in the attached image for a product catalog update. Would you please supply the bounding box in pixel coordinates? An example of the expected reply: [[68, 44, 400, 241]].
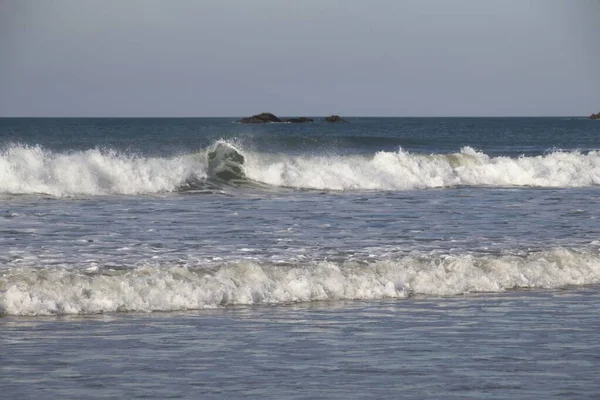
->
[[2, 143, 600, 196], [0, 145, 206, 196], [244, 147, 600, 190], [2, 248, 599, 315]]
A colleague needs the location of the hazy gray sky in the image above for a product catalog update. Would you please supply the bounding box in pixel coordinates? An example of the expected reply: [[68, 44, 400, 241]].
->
[[1, 0, 599, 116]]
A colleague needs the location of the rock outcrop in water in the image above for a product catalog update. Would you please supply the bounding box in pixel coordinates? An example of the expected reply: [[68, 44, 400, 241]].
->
[[284, 117, 314, 123], [239, 113, 282, 124], [590, 112, 600, 120], [239, 113, 316, 124], [324, 115, 348, 123], [238, 113, 347, 123]]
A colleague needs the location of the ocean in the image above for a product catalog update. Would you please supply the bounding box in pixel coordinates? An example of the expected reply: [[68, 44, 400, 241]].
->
[[1, 117, 599, 399]]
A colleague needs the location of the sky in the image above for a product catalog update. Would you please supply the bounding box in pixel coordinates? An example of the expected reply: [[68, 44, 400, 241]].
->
[[1, 0, 599, 117]]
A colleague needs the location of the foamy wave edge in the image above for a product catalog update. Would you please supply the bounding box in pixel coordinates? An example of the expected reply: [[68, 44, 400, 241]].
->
[[2, 143, 600, 196], [2, 248, 599, 316], [245, 146, 600, 190], [0, 144, 207, 196]]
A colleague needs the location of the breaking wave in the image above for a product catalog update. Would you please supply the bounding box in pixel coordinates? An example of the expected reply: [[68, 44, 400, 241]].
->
[[0, 144, 206, 196], [1, 142, 600, 196], [1, 247, 599, 315], [244, 146, 600, 190]]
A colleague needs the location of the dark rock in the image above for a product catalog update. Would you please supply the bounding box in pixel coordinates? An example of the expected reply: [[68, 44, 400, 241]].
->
[[590, 112, 600, 120], [284, 117, 314, 123], [324, 115, 347, 123], [238, 112, 282, 123]]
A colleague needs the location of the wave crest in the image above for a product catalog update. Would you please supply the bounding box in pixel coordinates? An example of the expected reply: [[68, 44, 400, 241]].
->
[[245, 146, 600, 190], [1, 143, 600, 196], [0, 144, 209, 196], [2, 248, 599, 315]]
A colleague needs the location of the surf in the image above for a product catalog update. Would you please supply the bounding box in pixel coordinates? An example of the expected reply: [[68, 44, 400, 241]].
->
[[2, 247, 599, 316], [1, 141, 600, 196]]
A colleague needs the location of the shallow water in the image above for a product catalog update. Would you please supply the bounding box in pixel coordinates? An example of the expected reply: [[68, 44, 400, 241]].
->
[[3, 288, 600, 399]]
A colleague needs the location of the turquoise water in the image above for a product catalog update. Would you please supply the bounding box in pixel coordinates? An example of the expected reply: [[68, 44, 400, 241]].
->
[[1, 117, 600, 398]]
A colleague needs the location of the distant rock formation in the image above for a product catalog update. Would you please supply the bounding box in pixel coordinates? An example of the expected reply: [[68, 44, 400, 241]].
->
[[324, 115, 347, 123], [590, 112, 600, 120], [284, 117, 314, 123], [238, 113, 347, 123], [238, 113, 282, 123], [238, 113, 316, 123]]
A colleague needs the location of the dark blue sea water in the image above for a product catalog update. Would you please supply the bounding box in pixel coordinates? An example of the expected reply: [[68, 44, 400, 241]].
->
[[1, 117, 600, 399]]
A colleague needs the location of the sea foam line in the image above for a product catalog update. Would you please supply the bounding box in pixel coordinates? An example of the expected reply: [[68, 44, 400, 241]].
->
[[1, 247, 599, 315], [244, 147, 600, 190], [1, 143, 600, 195], [0, 144, 205, 196]]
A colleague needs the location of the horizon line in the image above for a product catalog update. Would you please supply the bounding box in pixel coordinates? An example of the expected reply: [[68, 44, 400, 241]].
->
[[0, 115, 593, 119]]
